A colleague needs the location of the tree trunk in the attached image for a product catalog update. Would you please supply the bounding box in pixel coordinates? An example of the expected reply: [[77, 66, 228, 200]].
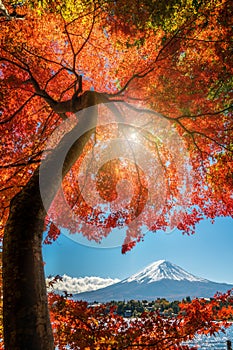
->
[[2, 91, 100, 349], [3, 171, 54, 350]]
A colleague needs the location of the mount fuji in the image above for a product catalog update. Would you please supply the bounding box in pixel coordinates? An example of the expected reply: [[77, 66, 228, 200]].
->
[[73, 260, 233, 302]]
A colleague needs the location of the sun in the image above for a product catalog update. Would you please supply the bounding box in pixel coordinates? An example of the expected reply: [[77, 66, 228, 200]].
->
[[128, 132, 138, 141]]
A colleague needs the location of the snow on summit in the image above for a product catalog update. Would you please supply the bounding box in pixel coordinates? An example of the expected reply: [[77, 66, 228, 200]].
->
[[124, 260, 208, 284]]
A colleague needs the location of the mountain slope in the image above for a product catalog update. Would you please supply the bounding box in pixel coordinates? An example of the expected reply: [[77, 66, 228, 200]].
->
[[73, 260, 233, 302], [123, 260, 207, 283]]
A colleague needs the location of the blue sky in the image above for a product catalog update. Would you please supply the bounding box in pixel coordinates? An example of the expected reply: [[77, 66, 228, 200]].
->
[[43, 216, 233, 284]]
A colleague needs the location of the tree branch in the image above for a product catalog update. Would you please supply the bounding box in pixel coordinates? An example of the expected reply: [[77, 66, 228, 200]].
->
[[0, 94, 36, 124], [0, 0, 25, 20]]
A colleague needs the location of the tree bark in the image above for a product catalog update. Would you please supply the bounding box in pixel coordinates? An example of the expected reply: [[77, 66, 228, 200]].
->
[[3, 171, 54, 350], [2, 91, 100, 349]]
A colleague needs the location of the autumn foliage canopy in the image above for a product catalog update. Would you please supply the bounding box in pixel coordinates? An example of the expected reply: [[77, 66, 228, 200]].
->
[[0, 0, 232, 251], [0, 0, 233, 348]]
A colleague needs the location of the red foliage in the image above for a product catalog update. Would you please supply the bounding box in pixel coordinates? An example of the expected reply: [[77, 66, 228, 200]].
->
[[0, 0, 232, 249], [48, 289, 233, 349]]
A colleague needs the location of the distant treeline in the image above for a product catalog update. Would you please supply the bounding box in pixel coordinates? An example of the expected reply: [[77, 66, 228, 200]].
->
[[89, 296, 233, 319], [91, 297, 188, 317]]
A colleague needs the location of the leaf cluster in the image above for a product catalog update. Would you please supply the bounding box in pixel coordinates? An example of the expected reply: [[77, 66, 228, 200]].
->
[[48, 289, 233, 349]]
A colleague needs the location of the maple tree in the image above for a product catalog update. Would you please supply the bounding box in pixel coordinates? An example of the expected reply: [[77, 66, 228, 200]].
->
[[49, 290, 233, 349], [0, 0, 233, 349]]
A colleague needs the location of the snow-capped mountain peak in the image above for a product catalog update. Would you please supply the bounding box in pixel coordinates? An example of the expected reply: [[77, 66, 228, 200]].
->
[[123, 260, 208, 284], [73, 260, 233, 302]]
